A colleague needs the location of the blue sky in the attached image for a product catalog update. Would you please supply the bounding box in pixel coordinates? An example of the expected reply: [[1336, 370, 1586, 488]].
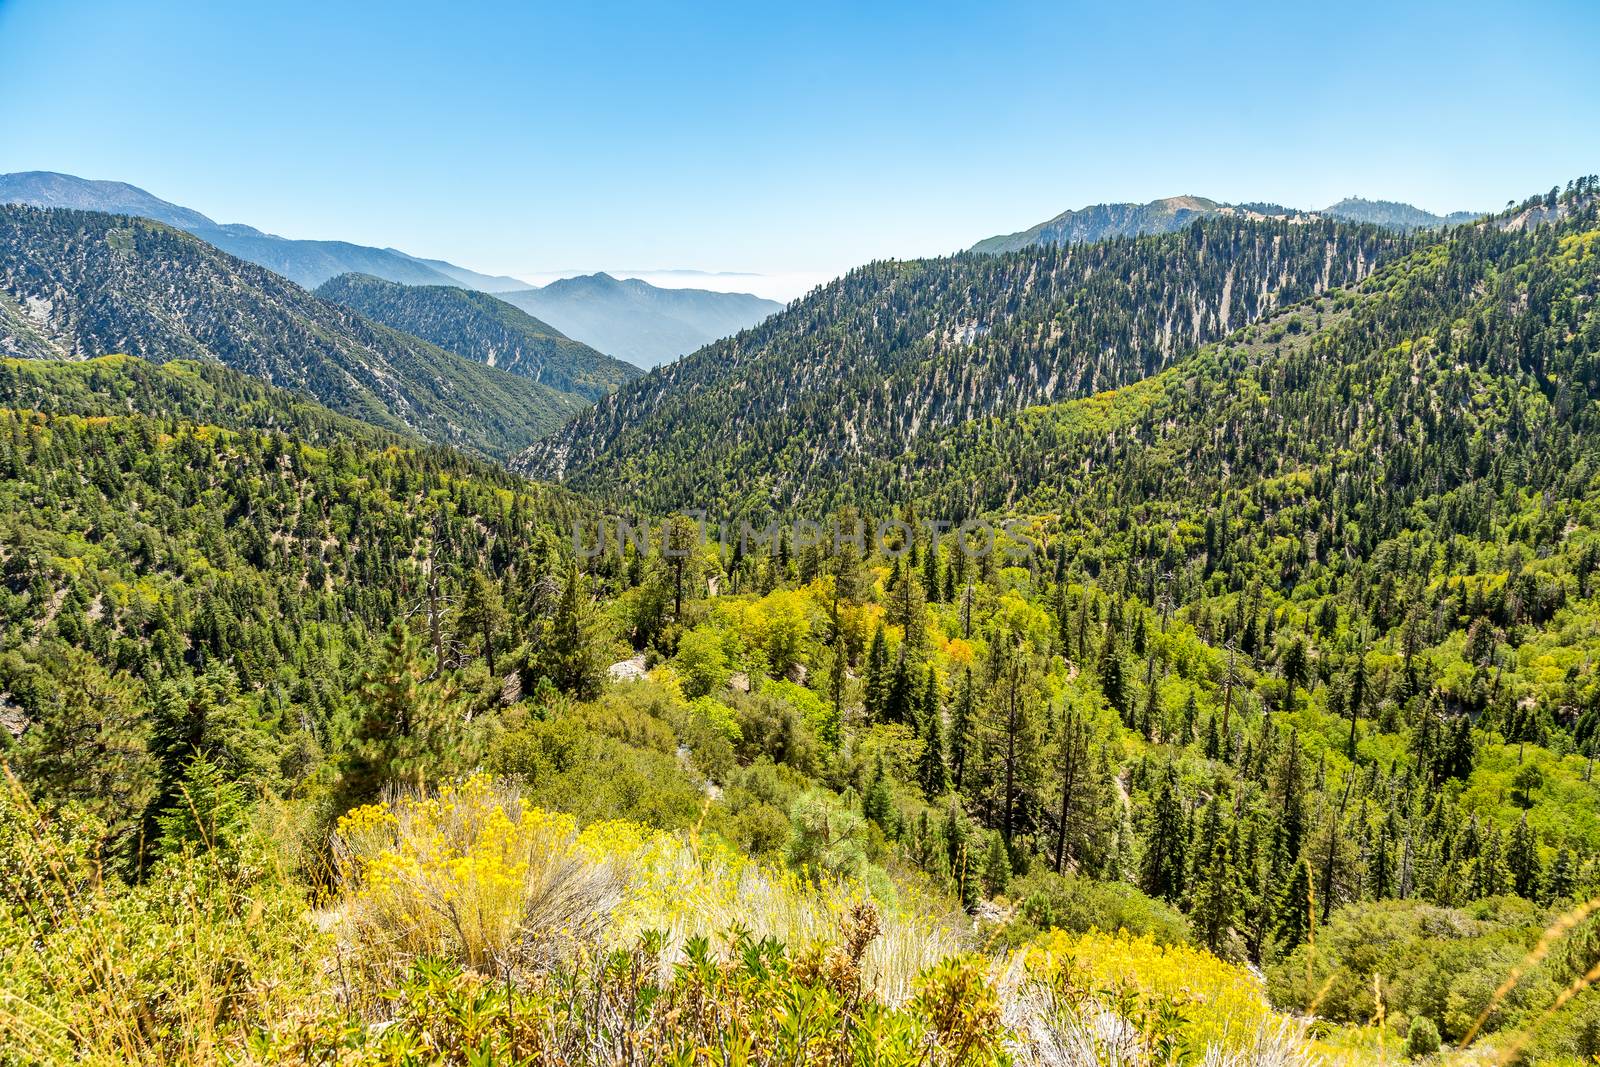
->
[[1, 0, 1596, 286]]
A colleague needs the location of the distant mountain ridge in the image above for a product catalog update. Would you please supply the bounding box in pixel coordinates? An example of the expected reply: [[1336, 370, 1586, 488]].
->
[[500, 273, 782, 368], [972, 193, 1479, 252], [1319, 197, 1482, 229], [0, 171, 783, 366], [0, 171, 463, 288], [315, 272, 641, 398], [0, 204, 582, 459]]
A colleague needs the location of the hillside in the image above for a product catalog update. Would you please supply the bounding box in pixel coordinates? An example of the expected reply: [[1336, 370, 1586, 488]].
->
[[315, 272, 642, 397], [521, 216, 1417, 515], [900, 194, 1597, 521], [0, 205, 584, 459], [501, 272, 783, 368]]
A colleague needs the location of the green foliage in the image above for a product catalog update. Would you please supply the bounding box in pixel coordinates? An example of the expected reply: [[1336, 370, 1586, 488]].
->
[[1006, 868, 1190, 948], [154, 752, 249, 857], [342, 620, 471, 802], [788, 788, 871, 883], [980, 831, 1011, 896], [674, 624, 730, 698], [1267, 895, 1600, 1045], [11, 648, 157, 867], [1406, 1015, 1442, 1058]]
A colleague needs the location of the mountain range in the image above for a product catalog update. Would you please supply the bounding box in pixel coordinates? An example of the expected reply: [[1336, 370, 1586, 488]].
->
[[0, 204, 583, 459], [0, 171, 782, 367], [970, 193, 1481, 253]]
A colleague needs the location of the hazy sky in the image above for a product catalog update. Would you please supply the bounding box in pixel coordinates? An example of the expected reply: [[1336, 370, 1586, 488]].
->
[[2, 0, 1596, 287]]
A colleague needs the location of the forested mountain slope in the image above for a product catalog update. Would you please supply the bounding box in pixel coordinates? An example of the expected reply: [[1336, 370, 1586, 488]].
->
[[0, 356, 592, 837], [0, 172, 777, 367], [855, 190, 1600, 524], [0, 206, 584, 459], [315, 272, 641, 398], [522, 217, 1416, 515], [0, 173, 785, 364]]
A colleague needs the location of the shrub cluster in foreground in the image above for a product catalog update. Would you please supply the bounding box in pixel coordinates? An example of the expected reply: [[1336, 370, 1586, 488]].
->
[[3, 774, 1330, 1067]]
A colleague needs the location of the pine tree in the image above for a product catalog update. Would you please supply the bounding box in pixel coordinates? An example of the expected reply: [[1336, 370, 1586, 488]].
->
[[1052, 705, 1091, 874], [885, 651, 915, 726], [1275, 730, 1307, 862], [1346, 652, 1368, 759], [950, 667, 975, 788], [863, 757, 895, 833], [864, 625, 889, 722], [536, 563, 608, 700], [147, 664, 262, 848], [1140, 765, 1188, 903], [1543, 847, 1576, 904], [1180, 691, 1198, 744], [1441, 714, 1477, 781], [1507, 814, 1542, 899], [1192, 818, 1243, 956], [458, 569, 508, 678], [1274, 857, 1315, 954], [1370, 815, 1394, 899], [155, 752, 248, 857], [982, 831, 1012, 896], [920, 667, 939, 728], [887, 568, 928, 650], [662, 514, 701, 618], [1140, 675, 1161, 742], [918, 693, 950, 798], [1471, 825, 1509, 899], [18, 648, 157, 865], [1188, 792, 1226, 898], [344, 620, 464, 800], [923, 536, 942, 604], [943, 800, 979, 911], [1100, 628, 1130, 727], [1280, 638, 1307, 713], [991, 633, 1041, 846]]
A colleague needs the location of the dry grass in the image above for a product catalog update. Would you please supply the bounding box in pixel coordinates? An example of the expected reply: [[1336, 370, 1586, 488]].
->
[[0, 770, 322, 1066]]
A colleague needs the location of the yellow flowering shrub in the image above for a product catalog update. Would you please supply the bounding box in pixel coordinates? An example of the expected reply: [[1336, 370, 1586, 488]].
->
[[1020, 928, 1286, 1055], [334, 776, 623, 979], [334, 774, 965, 1005]]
